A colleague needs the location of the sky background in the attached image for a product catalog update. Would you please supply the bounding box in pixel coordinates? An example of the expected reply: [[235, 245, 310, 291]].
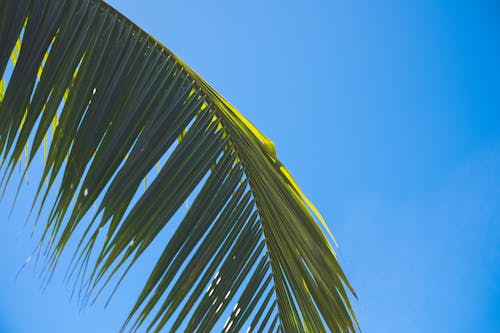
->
[[1, 0, 499, 332]]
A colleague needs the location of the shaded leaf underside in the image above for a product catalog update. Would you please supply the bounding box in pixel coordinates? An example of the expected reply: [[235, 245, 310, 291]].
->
[[0, 0, 357, 332]]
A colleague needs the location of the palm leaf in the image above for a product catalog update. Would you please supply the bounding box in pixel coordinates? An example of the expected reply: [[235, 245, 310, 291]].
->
[[0, 0, 358, 331]]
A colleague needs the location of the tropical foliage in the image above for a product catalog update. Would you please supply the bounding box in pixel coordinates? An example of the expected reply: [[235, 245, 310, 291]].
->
[[0, 0, 357, 331]]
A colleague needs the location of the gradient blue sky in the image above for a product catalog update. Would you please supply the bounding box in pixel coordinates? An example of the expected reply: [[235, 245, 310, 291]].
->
[[1, 0, 499, 332]]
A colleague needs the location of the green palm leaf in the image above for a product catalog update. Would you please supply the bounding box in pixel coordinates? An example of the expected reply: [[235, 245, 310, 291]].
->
[[0, 0, 358, 331]]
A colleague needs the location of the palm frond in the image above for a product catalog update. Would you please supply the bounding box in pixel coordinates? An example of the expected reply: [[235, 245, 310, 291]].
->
[[0, 0, 358, 331]]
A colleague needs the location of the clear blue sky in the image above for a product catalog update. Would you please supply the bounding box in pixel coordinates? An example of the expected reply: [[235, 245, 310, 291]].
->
[[1, 0, 499, 332]]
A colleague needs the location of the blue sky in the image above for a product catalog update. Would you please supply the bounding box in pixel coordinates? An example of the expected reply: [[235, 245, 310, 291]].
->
[[1, 0, 499, 332]]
